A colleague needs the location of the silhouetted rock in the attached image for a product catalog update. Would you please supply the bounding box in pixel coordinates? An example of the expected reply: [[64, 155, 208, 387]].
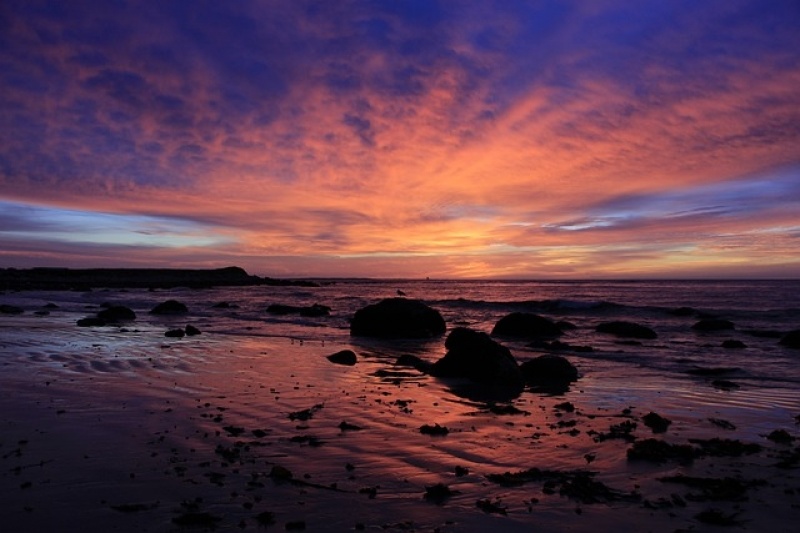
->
[[692, 319, 734, 331], [212, 301, 236, 309], [350, 298, 445, 338], [431, 327, 524, 396], [642, 412, 672, 433], [165, 328, 185, 338], [150, 300, 188, 315], [0, 304, 24, 314], [596, 321, 657, 339], [721, 339, 746, 349], [519, 354, 579, 392], [185, 324, 202, 336], [667, 307, 696, 317], [77, 317, 107, 327], [97, 305, 136, 321], [395, 354, 433, 373], [780, 330, 800, 348], [327, 349, 357, 366], [491, 312, 563, 338]]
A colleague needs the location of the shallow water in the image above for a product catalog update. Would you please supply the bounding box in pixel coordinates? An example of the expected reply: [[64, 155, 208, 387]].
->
[[1, 280, 799, 531]]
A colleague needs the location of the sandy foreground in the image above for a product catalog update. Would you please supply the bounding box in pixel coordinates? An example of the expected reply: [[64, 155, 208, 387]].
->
[[2, 311, 800, 532]]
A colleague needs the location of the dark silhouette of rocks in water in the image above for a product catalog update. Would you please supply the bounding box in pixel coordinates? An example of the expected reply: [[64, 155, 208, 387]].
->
[[395, 354, 433, 373], [519, 354, 579, 393], [528, 339, 594, 353], [150, 300, 188, 315], [97, 305, 136, 322], [77, 317, 107, 327], [721, 339, 746, 349], [668, 306, 696, 317], [0, 304, 24, 314], [184, 324, 202, 336], [596, 321, 657, 339], [419, 423, 449, 436], [692, 319, 735, 331], [642, 412, 672, 433], [327, 350, 357, 366], [165, 328, 185, 338], [212, 301, 237, 309], [780, 330, 800, 348], [491, 312, 563, 338], [431, 327, 524, 397], [267, 303, 330, 317], [350, 298, 445, 338]]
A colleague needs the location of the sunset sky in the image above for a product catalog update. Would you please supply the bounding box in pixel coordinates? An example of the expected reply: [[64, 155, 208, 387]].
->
[[1, 1, 799, 279]]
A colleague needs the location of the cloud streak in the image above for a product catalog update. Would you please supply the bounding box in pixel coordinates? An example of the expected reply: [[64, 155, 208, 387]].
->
[[1, 0, 799, 277]]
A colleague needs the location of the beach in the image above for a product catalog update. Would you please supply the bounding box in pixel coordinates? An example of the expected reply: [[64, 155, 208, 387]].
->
[[2, 280, 799, 532]]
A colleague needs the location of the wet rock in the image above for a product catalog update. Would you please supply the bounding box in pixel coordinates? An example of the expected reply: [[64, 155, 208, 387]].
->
[[668, 306, 696, 316], [475, 499, 507, 515], [212, 301, 235, 308], [97, 305, 136, 321], [254, 511, 275, 526], [350, 298, 445, 338], [491, 312, 563, 338], [596, 321, 657, 339], [326, 350, 357, 366], [0, 304, 24, 314], [430, 327, 524, 396], [395, 354, 432, 373], [165, 328, 185, 338], [77, 317, 107, 327], [712, 379, 739, 390], [689, 437, 761, 457], [184, 324, 202, 336], [766, 429, 795, 444], [519, 355, 578, 392], [780, 330, 800, 348], [659, 475, 764, 502], [692, 318, 734, 331], [338, 421, 362, 431], [721, 339, 746, 349], [708, 418, 736, 430], [150, 299, 188, 315], [419, 423, 449, 436], [269, 465, 293, 480], [627, 439, 696, 463], [642, 412, 672, 433], [423, 483, 456, 504]]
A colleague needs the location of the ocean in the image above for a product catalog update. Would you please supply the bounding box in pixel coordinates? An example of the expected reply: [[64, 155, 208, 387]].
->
[[1, 279, 799, 531]]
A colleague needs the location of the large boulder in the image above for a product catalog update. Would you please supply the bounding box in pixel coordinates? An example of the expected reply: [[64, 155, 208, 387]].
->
[[780, 330, 800, 349], [519, 355, 578, 392], [350, 298, 445, 338], [150, 300, 188, 315], [431, 328, 524, 396], [97, 305, 136, 321], [491, 312, 563, 338], [596, 321, 657, 339]]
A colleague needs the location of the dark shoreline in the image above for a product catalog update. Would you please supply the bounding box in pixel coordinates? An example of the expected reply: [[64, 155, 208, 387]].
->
[[0, 266, 317, 291]]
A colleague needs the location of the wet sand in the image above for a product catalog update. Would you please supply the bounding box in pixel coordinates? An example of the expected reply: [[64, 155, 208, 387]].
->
[[2, 300, 800, 532]]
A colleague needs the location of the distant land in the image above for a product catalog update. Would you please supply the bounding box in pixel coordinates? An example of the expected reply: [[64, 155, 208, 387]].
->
[[0, 266, 318, 291]]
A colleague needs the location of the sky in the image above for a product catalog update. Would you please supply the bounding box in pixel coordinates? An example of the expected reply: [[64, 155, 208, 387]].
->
[[1, 0, 799, 279]]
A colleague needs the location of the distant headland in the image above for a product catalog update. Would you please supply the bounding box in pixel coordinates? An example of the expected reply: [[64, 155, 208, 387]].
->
[[0, 266, 318, 291]]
